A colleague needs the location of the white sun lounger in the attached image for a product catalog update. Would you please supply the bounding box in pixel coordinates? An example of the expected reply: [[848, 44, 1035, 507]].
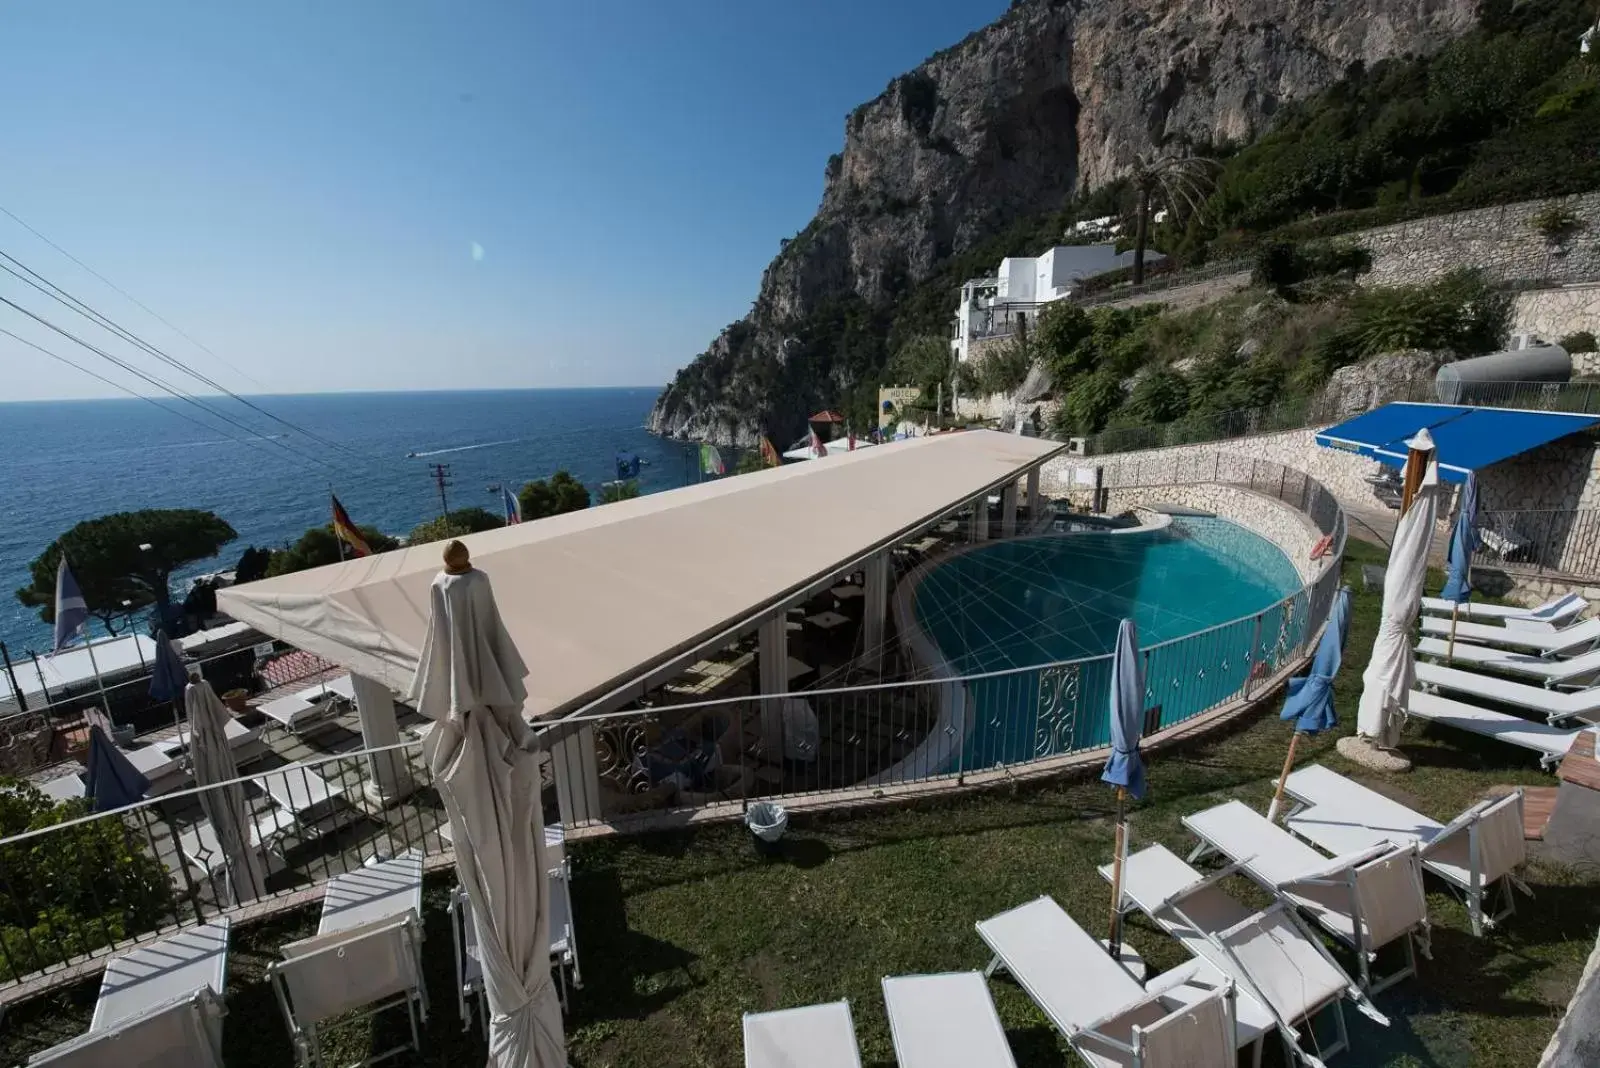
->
[[1415, 637, 1600, 688], [452, 858, 582, 1032], [1415, 661, 1600, 724], [27, 988, 227, 1068], [1420, 592, 1587, 630], [1407, 689, 1587, 769], [257, 764, 360, 840], [256, 693, 339, 737], [880, 973, 1016, 1068], [1184, 800, 1429, 993], [975, 896, 1270, 1067], [1279, 764, 1532, 935], [1105, 845, 1384, 1066], [743, 1001, 863, 1068], [1419, 614, 1600, 654], [38, 771, 87, 803], [30, 918, 235, 1066]]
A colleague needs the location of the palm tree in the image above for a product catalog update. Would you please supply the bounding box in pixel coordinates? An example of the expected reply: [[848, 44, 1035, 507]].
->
[[1129, 152, 1220, 284]]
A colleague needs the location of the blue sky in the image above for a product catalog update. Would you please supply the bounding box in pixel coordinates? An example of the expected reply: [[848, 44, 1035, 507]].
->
[[0, 1, 1008, 401]]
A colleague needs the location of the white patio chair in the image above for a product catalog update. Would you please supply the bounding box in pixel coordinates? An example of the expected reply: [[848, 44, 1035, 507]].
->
[[1278, 764, 1533, 936], [257, 764, 357, 839], [881, 972, 1016, 1068], [1184, 800, 1430, 992], [743, 1001, 863, 1068], [1418, 614, 1600, 655], [1416, 637, 1600, 688], [1104, 845, 1386, 1066], [451, 858, 581, 1032], [1406, 690, 1588, 769], [1420, 592, 1587, 631], [268, 914, 426, 1068], [974, 896, 1270, 1067], [27, 987, 226, 1068]]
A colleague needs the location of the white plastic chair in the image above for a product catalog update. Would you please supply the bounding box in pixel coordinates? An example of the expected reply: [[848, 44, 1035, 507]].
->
[[1420, 592, 1586, 630], [1415, 661, 1600, 724], [1415, 636, 1600, 688], [1418, 614, 1600, 654], [268, 914, 427, 1068]]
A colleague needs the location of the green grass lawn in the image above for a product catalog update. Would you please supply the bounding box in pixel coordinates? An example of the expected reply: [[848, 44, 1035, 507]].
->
[[4, 540, 1596, 1067]]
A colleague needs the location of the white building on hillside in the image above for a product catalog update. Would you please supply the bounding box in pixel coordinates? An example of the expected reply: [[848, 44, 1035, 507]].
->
[[950, 243, 1161, 362]]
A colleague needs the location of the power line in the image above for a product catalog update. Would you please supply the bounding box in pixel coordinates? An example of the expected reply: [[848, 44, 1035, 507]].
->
[[0, 251, 381, 466], [0, 293, 339, 472], [0, 326, 327, 472], [0, 201, 269, 391]]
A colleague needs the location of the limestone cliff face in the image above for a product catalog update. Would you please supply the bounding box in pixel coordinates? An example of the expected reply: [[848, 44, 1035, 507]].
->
[[650, 0, 1476, 445]]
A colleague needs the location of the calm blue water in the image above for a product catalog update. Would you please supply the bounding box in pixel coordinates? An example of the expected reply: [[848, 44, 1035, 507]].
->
[[0, 389, 695, 656], [913, 517, 1306, 769]]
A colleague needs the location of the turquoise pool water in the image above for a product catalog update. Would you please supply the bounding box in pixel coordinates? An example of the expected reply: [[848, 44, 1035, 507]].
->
[[912, 517, 1306, 769]]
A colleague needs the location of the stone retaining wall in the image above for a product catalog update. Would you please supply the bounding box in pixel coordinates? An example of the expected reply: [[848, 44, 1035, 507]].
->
[[1359, 193, 1600, 288], [1514, 283, 1600, 345], [1103, 484, 1327, 583]]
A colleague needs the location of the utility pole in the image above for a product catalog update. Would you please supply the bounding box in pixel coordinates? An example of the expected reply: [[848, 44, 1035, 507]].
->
[[429, 463, 452, 519]]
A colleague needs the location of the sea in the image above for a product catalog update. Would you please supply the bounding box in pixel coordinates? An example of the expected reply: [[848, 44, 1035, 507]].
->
[[0, 388, 703, 657]]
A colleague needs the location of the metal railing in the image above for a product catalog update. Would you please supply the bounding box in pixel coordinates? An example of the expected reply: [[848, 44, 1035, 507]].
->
[[1079, 378, 1600, 457], [0, 740, 444, 987], [0, 457, 1345, 992], [1474, 507, 1600, 578]]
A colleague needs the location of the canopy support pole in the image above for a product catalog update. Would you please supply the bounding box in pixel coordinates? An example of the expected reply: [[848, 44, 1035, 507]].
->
[[1025, 467, 1041, 516], [352, 673, 415, 804], [862, 552, 889, 669], [1000, 483, 1018, 539]]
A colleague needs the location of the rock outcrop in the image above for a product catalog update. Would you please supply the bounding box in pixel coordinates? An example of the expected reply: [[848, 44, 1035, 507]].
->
[[651, 0, 1477, 445], [1320, 349, 1454, 420]]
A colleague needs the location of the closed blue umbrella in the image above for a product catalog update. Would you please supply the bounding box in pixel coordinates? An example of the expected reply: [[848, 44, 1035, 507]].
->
[[85, 725, 149, 812], [1441, 474, 1479, 660], [1268, 586, 1353, 821], [1100, 619, 1143, 957], [148, 630, 191, 739]]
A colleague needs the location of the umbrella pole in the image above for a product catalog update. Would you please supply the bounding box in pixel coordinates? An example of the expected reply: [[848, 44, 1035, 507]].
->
[[1267, 732, 1303, 823], [1108, 787, 1127, 957]]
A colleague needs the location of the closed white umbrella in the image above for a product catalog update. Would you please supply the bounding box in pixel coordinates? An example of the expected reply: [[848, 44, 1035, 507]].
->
[[185, 679, 266, 904], [407, 540, 566, 1068], [1346, 429, 1441, 773]]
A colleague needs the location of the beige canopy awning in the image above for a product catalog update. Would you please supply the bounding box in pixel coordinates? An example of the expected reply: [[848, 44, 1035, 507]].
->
[[217, 430, 1062, 721]]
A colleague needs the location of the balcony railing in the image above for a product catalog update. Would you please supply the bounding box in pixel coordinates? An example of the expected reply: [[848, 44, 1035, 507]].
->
[[1474, 508, 1600, 578]]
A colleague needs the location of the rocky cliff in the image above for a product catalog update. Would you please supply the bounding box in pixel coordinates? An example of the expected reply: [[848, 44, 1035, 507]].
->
[[650, 0, 1477, 445]]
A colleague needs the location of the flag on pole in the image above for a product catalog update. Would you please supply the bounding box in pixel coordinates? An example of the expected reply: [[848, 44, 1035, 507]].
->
[[330, 494, 373, 557], [811, 430, 828, 458], [501, 484, 523, 525], [759, 436, 781, 468], [700, 443, 725, 476], [53, 558, 90, 653], [847, 429, 856, 451]]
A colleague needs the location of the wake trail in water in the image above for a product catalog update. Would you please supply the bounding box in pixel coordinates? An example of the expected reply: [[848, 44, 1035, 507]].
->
[[406, 439, 524, 458]]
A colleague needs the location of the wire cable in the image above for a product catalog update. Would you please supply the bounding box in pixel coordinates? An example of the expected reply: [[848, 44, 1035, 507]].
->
[[0, 326, 327, 472], [0, 293, 339, 471], [0, 202, 269, 391], [0, 252, 381, 465]]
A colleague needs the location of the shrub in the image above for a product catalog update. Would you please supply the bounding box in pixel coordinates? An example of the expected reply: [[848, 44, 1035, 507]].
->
[[1351, 270, 1509, 357], [1561, 331, 1598, 353], [1252, 240, 1372, 295], [974, 339, 1032, 395], [1060, 369, 1125, 435], [1126, 369, 1191, 423], [1530, 203, 1583, 242], [0, 780, 173, 977]]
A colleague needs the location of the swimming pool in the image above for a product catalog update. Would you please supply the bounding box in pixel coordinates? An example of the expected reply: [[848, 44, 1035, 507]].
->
[[909, 517, 1307, 770]]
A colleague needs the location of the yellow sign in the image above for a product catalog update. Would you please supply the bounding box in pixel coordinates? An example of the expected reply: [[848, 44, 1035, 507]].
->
[[878, 386, 922, 430]]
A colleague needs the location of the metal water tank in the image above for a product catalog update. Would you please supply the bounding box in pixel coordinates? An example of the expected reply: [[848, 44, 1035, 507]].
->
[[1435, 345, 1571, 405]]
